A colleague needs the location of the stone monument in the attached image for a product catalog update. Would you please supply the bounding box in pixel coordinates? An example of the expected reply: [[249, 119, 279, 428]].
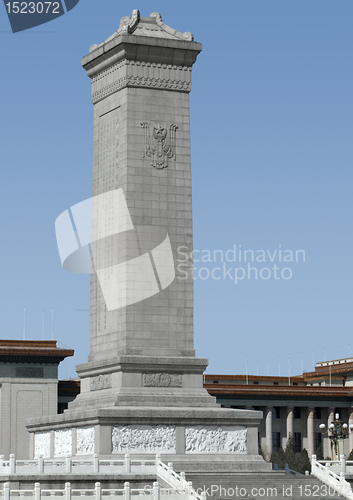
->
[[27, 10, 269, 473]]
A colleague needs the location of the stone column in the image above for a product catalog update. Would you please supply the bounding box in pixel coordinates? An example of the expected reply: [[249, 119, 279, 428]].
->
[[348, 408, 353, 454], [266, 407, 273, 457], [307, 407, 315, 458], [325, 407, 335, 458], [286, 406, 294, 444]]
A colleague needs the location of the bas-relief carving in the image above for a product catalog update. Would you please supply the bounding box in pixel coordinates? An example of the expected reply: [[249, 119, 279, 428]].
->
[[141, 123, 178, 169], [112, 425, 176, 453], [143, 373, 182, 387], [54, 429, 72, 457], [91, 60, 192, 104], [90, 373, 112, 391], [34, 432, 51, 458], [185, 426, 247, 454], [77, 426, 95, 455]]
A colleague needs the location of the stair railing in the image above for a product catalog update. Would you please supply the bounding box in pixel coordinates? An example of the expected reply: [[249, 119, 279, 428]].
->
[[311, 454, 353, 500]]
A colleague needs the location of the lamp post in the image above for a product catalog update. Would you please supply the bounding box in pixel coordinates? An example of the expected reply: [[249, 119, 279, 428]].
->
[[319, 413, 353, 459]]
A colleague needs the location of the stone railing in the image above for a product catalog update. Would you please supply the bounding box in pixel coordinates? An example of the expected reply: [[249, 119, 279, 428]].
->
[[311, 454, 353, 500], [0, 481, 189, 500], [0, 455, 205, 500], [0, 455, 156, 475]]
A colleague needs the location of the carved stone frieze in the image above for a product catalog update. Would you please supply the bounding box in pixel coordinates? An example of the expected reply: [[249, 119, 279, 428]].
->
[[90, 373, 112, 391], [34, 431, 50, 458], [185, 426, 247, 454], [77, 426, 95, 455], [91, 60, 192, 104], [143, 372, 182, 387], [54, 429, 72, 457], [112, 425, 176, 453]]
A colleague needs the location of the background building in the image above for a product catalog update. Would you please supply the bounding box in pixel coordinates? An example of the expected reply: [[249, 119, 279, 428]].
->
[[0, 340, 73, 459], [205, 358, 353, 458]]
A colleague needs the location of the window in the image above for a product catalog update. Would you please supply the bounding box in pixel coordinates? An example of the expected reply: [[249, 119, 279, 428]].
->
[[314, 408, 321, 419], [272, 432, 281, 451], [294, 432, 301, 452], [293, 382, 298, 386], [314, 432, 322, 452], [293, 407, 301, 419], [273, 382, 279, 385], [272, 407, 281, 419], [253, 381, 259, 385]]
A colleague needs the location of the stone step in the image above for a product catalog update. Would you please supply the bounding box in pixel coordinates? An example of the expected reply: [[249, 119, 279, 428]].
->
[[186, 474, 343, 500]]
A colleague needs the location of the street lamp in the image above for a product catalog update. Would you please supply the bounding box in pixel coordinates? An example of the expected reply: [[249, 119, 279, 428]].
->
[[319, 413, 353, 459]]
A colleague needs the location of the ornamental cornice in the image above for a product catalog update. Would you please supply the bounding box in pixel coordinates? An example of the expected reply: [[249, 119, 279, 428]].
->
[[91, 59, 192, 104]]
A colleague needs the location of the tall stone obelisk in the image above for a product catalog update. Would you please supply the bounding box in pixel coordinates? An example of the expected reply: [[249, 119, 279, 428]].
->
[[27, 11, 269, 473], [69, 10, 215, 410]]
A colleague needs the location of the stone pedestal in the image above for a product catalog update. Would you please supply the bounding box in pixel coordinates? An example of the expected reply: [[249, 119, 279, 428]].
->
[[26, 10, 270, 473]]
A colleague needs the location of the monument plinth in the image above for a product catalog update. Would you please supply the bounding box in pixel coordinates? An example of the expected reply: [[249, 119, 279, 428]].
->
[[27, 11, 269, 473]]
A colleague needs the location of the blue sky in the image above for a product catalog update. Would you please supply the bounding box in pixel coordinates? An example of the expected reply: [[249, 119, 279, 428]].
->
[[0, 0, 352, 379]]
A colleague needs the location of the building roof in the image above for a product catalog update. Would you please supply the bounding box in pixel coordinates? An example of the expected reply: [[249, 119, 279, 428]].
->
[[0, 340, 74, 364]]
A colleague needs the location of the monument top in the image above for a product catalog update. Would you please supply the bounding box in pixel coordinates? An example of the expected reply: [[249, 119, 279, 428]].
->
[[116, 10, 194, 41], [82, 10, 202, 74]]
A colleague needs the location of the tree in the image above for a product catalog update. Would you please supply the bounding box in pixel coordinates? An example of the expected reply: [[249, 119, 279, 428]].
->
[[294, 448, 311, 475], [314, 443, 324, 460]]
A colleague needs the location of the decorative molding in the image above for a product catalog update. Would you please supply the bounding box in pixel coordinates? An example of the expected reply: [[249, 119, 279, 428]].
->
[[112, 425, 176, 453], [34, 432, 50, 458], [143, 373, 182, 387], [185, 426, 247, 454], [54, 429, 72, 457], [91, 60, 192, 104], [77, 426, 95, 455], [141, 123, 178, 169], [120, 9, 140, 34], [91, 373, 112, 391]]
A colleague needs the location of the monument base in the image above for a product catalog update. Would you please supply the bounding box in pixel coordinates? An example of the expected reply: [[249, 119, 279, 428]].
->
[[26, 406, 271, 473]]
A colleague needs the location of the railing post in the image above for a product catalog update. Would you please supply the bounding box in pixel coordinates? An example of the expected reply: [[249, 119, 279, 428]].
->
[[201, 492, 207, 500], [65, 482, 71, 500], [124, 482, 130, 500], [153, 481, 159, 500], [180, 471, 186, 486], [167, 462, 173, 482], [65, 456, 71, 474], [38, 456, 44, 474], [95, 482, 101, 500], [93, 454, 99, 474], [187, 482, 193, 494], [125, 454, 131, 473], [3, 482, 9, 500], [34, 482, 41, 500], [155, 454, 161, 468], [311, 454, 316, 475], [325, 462, 330, 482], [9, 455, 15, 474], [340, 454, 346, 480]]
